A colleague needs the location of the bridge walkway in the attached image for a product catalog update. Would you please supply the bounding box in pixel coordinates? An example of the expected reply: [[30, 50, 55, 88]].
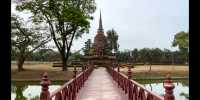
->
[[76, 67, 128, 100]]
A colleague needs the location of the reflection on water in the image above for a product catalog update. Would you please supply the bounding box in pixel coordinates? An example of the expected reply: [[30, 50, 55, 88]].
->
[[138, 80, 189, 100], [11, 80, 188, 100], [11, 81, 63, 100], [11, 84, 28, 100]]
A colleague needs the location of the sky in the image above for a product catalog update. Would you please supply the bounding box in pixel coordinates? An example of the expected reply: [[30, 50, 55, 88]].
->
[[11, 0, 189, 52]]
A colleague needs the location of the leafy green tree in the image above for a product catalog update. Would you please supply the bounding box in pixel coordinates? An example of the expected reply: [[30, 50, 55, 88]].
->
[[162, 49, 172, 64], [82, 39, 91, 56], [151, 48, 163, 64], [30, 49, 54, 61], [172, 31, 189, 51], [106, 29, 119, 53], [138, 48, 151, 64], [11, 14, 50, 71], [16, 0, 96, 71], [116, 48, 187, 65], [172, 31, 189, 63], [132, 48, 138, 62], [69, 50, 83, 60], [116, 50, 129, 63]]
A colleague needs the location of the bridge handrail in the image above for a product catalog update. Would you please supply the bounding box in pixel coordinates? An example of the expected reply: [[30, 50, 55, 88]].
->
[[107, 66, 175, 100], [40, 65, 93, 100], [118, 71, 164, 100], [130, 79, 164, 100], [50, 69, 87, 98]]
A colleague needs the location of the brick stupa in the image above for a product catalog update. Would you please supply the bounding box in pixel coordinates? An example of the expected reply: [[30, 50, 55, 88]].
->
[[82, 11, 116, 67]]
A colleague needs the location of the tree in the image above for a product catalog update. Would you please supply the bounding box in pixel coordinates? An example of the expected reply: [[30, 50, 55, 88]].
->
[[69, 50, 83, 60], [82, 39, 91, 56], [116, 50, 129, 63], [11, 14, 50, 71], [11, 48, 17, 60], [172, 31, 189, 51], [138, 48, 152, 72], [172, 31, 189, 63], [162, 49, 172, 64], [132, 48, 138, 62], [151, 48, 162, 64], [106, 29, 119, 53], [30, 48, 55, 61], [16, 0, 96, 71], [138, 48, 151, 64]]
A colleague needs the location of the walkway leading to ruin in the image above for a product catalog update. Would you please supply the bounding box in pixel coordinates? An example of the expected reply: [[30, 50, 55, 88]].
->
[[76, 67, 128, 100]]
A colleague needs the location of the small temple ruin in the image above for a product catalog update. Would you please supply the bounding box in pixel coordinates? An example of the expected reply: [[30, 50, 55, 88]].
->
[[82, 11, 116, 67]]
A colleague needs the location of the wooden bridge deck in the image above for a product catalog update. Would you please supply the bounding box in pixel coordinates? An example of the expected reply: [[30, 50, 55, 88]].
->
[[76, 67, 128, 100]]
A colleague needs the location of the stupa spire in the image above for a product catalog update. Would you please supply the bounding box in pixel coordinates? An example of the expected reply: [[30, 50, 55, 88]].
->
[[98, 10, 104, 33]]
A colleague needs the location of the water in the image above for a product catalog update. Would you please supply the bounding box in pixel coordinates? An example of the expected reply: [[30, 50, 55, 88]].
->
[[137, 79, 189, 100], [11, 81, 64, 100], [11, 80, 189, 100]]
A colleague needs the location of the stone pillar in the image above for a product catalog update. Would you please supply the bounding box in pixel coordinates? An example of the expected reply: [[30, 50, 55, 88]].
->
[[164, 74, 175, 100], [40, 72, 51, 100]]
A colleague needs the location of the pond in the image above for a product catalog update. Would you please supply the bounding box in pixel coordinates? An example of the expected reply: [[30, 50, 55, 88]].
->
[[11, 80, 189, 100], [137, 79, 189, 100], [11, 81, 64, 100]]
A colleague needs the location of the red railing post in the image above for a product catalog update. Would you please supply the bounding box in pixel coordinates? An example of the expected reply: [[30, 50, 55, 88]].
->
[[40, 72, 51, 100], [128, 64, 132, 100], [73, 65, 78, 99], [112, 65, 114, 80], [128, 64, 132, 79], [73, 65, 77, 78], [164, 74, 175, 100], [117, 64, 120, 87], [117, 64, 120, 72]]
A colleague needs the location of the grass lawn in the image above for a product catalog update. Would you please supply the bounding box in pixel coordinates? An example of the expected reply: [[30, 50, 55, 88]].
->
[[119, 65, 189, 79], [12, 62, 189, 81], [11, 63, 82, 81]]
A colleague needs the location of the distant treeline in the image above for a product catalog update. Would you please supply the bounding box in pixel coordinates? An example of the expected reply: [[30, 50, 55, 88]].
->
[[116, 48, 188, 65], [11, 49, 83, 62], [12, 48, 188, 65]]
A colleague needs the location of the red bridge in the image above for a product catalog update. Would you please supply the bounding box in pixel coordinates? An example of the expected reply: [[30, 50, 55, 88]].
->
[[40, 65, 175, 100]]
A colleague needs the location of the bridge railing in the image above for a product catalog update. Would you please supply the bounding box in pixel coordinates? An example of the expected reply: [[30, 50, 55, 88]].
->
[[40, 65, 93, 100], [107, 65, 175, 100]]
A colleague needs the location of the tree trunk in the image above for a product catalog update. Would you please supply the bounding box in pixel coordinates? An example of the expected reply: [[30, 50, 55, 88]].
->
[[65, 50, 71, 70], [17, 57, 25, 72], [61, 54, 67, 71], [148, 63, 152, 72]]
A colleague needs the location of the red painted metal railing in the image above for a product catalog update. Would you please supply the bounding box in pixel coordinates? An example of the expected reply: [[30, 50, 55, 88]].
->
[[40, 65, 93, 100], [107, 65, 175, 100]]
